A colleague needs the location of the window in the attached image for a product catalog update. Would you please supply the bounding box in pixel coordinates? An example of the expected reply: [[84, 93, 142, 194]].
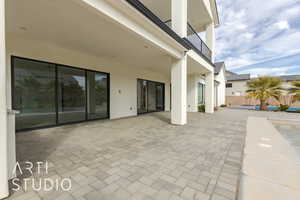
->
[[12, 57, 109, 131], [226, 83, 233, 88], [198, 83, 205, 105]]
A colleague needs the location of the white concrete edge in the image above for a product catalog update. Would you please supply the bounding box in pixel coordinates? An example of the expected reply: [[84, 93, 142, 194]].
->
[[238, 117, 300, 200]]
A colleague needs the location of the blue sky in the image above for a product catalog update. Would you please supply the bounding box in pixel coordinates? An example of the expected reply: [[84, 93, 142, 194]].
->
[[215, 0, 300, 77]]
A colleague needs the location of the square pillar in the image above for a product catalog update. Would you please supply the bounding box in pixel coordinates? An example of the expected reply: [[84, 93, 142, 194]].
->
[[172, 0, 187, 37], [0, 0, 9, 198], [206, 23, 215, 62], [187, 74, 198, 112], [171, 56, 187, 125], [205, 72, 214, 113]]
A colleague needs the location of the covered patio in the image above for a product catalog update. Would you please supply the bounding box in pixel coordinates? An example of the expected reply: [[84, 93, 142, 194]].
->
[[8, 111, 245, 200]]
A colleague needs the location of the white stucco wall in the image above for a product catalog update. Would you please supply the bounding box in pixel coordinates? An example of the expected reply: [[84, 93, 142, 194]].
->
[[187, 74, 197, 112], [214, 67, 226, 106], [6, 37, 171, 119], [187, 74, 206, 112]]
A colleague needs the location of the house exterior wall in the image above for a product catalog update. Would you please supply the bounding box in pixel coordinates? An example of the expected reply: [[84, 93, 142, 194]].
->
[[214, 67, 226, 106], [7, 37, 171, 120], [1, 0, 221, 198], [187, 74, 206, 112]]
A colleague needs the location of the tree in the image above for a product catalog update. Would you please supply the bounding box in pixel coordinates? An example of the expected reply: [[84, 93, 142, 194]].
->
[[246, 77, 283, 111], [289, 81, 300, 103]]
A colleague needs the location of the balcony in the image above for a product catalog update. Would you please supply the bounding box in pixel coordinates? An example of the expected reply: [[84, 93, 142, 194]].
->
[[165, 20, 212, 63], [125, 0, 214, 66], [185, 23, 212, 62]]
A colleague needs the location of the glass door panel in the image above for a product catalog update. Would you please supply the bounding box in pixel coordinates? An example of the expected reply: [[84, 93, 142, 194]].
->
[[137, 79, 165, 114], [13, 58, 56, 130], [147, 81, 157, 112], [87, 71, 109, 119], [57, 66, 86, 124], [156, 83, 164, 111], [198, 83, 205, 105], [137, 80, 147, 114]]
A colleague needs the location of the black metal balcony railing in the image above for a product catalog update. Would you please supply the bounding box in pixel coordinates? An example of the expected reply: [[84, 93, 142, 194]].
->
[[185, 23, 212, 62], [125, 0, 190, 50], [125, 0, 214, 66], [165, 20, 212, 62]]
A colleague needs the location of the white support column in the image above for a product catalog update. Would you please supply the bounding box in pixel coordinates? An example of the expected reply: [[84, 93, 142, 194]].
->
[[187, 74, 198, 112], [0, 0, 9, 198], [172, 0, 187, 38], [171, 56, 187, 125], [206, 23, 215, 62], [171, 0, 187, 125], [205, 72, 214, 113]]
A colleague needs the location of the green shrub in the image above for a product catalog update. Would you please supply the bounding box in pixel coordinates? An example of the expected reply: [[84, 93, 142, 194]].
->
[[198, 105, 205, 112], [279, 104, 289, 111], [220, 104, 227, 107]]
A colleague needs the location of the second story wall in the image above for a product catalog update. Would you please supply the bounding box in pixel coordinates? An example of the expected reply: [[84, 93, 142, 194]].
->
[[226, 80, 248, 96]]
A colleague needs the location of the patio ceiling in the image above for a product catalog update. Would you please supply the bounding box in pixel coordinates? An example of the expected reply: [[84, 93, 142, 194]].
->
[[6, 0, 173, 75], [139, 0, 212, 32]]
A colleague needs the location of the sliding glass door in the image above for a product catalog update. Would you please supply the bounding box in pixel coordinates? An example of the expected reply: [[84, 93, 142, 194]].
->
[[198, 83, 205, 105], [57, 66, 86, 124], [87, 71, 109, 120], [13, 58, 56, 130], [137, 79, 165, 114], [12, 57, 109, 131], [137, 80, 147, 114], [156, 84, 164, 111]]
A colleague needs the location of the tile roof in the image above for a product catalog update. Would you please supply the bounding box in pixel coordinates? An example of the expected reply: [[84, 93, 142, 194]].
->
[[226, 73, 251, 81], [214, 62, 225, 74]]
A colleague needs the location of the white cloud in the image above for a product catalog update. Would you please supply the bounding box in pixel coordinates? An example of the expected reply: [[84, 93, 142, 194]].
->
[[239, 66, 299, 77], [274, 21, 290, 30], [215, 0, 300, 73]]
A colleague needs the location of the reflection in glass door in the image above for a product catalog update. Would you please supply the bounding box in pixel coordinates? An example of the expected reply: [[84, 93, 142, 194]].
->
[[12, 57, 110, 131], [57, 66, 86, 124], [137, 79, 164, 114], [137, 80, 147, 114], [13, 58, 56, 131], [147, 81, 157, 112], [87, 71, 109, 119], [156, 84, 164, 111]]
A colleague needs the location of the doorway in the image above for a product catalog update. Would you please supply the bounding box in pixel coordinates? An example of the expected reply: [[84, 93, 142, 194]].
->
[[137, 79, 165, 114]]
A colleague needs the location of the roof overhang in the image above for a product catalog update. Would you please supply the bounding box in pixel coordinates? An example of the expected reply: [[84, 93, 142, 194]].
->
[[210, 0, 220, 27]]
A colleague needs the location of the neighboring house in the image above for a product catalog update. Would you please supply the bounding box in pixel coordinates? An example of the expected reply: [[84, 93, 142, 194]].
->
[[225, 72, 300, 106], [226, 71, 251, 96], [0, 0, 221, 197], [278, 75, 300, 93]]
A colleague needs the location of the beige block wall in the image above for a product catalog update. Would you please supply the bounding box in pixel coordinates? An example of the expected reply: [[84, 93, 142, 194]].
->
[[226, 96, 300, 107]]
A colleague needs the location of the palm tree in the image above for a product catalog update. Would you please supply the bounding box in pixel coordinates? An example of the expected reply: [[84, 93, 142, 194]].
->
[[246, 77, 283, 111], [289, 81, 300, 102]]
